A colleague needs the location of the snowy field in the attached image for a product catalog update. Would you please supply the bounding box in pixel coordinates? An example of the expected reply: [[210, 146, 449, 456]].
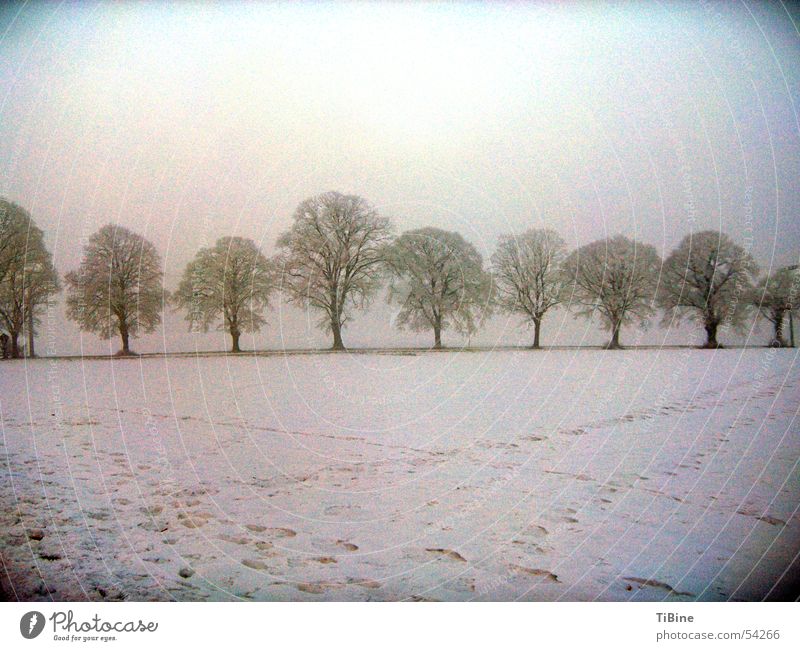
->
[[1, 349, 798, 601]]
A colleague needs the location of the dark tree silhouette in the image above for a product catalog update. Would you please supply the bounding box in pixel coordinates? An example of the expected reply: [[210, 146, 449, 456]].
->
[[659, 231, 758, 348], [750, 267, 798, 347]]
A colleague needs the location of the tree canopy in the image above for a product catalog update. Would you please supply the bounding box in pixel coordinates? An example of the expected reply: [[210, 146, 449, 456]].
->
[[0, 199, 31, 287]]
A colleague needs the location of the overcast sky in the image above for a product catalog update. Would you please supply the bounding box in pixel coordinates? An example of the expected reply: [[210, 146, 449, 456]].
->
[[1, 1, 799, 354]]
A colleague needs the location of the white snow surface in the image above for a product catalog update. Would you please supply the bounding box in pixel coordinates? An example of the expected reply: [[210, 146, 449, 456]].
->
[[1, 349, 798, 601]]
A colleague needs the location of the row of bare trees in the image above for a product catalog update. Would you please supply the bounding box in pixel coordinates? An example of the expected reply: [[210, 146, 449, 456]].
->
[[0, 199, 60, 358], [493, 230, 766, 350], [2, 192, 797, 356]]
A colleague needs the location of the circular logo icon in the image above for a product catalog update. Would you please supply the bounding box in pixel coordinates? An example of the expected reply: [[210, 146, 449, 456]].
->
[[20, 611, 45, 639]]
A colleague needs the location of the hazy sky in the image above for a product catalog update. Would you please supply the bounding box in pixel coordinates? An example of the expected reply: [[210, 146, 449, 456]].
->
[[1, 1, 799, 354]]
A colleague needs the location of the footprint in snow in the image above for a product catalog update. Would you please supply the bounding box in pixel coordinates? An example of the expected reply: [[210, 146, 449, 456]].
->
[[623, 576, 693, 597], [425, 548, 467, 562], [508, 565, 560, 583], [336, 540, 358, 551], [242, 559, 269, 570]]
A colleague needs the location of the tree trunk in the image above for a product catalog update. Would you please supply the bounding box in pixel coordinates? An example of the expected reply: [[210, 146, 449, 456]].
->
[[772, 313, 786, 347], [607, 321, 621, 349], [10, 332, 19, 359], [531, 318, 541, 349], [27, 304, 35, 358], [230, 328, 241, 353], [433, 326, 442, 349], [704, 320, 720, 349], [331, 319, 344, 350], [433, 315, 442, 349], [120, 322, 130, 355]]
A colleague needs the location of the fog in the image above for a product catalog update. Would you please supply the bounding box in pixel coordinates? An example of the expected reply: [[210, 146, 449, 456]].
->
[[1, 1, 798, 354]]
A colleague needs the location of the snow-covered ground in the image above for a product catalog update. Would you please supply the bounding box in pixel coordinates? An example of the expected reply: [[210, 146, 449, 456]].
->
[[1, 349, 798, 601]]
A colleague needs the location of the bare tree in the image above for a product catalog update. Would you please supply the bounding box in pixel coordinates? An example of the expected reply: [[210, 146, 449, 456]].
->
[[750, 267, 799, 347], [386, 227, 492, 349], [492, 228, 566, 349], [0, 206, 60, 358], [563, 235, 661, 349], [65, 224, 165, 355], [276, 191, 393, 350], [659, 231, 758, 348], [172, 237, 275, 352], [0, 199, 29, 286]]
